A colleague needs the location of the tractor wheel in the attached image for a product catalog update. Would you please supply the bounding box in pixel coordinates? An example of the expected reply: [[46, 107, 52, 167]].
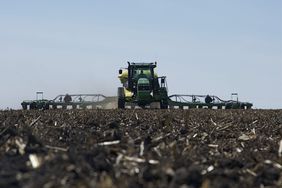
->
[[118, 87, 125, 109], [118, 98, 125, 109]]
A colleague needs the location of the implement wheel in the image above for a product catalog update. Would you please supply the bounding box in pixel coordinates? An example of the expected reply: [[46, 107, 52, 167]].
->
[[160, 99, 168, 109], [22, 104, 27, 110], [30, 102, 37, 110]]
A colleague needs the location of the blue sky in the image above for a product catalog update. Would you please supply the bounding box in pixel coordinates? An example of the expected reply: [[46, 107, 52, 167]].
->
[[0, 0, 281, 109]]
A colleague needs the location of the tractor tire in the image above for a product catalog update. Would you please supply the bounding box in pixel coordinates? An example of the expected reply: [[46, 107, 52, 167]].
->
[[118, 87, 125, 109], [118, 98, 125, 109]]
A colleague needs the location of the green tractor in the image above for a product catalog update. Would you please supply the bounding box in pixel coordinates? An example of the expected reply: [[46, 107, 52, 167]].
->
[[118, 62, 168, 109]]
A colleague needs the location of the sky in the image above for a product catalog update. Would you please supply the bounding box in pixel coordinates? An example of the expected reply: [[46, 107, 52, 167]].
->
[[0, 0, 281, 109]]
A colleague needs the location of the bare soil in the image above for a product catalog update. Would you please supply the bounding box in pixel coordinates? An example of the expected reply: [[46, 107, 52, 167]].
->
[[0, 109, 282, 188]]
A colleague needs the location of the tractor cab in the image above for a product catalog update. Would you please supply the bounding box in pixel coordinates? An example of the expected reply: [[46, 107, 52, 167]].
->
[[136, 77, 152, 106], [128, 62, 156, 95]]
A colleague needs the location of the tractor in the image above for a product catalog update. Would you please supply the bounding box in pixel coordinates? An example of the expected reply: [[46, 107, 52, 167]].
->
[[118, 62, 168, 109]]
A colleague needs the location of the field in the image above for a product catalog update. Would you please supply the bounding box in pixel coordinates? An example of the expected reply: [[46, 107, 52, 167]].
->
[[0, 109, 282, 188]]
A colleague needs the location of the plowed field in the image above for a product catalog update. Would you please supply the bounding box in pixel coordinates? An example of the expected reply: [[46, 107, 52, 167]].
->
[[0, 109, 282, 188]]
